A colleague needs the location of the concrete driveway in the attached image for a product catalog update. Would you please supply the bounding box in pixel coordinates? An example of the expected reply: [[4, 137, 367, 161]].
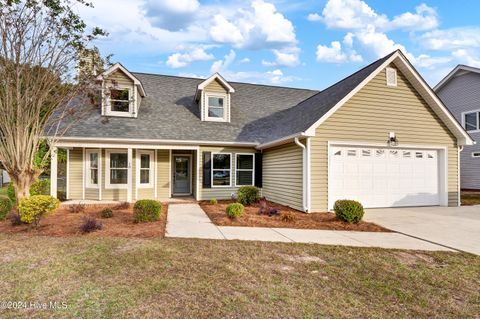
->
[[364, 206, 480, 255]]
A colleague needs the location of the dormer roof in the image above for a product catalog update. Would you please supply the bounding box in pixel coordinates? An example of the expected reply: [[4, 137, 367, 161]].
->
[[98, 63, 146, 97], [195, 72, 234, 100]]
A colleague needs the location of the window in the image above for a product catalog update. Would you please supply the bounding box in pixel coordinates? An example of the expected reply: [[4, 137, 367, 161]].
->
[[415, 151, 424, 159], [212, 153, 231, 187], [403, 151, 411, 158], [137, 150, 154, 188], [362, 149, 371, 157], [347, 149, 357, 156], [106, 150, 128, 188], [109, 88, 131, 112], [463, 111, 480, 132], [235, 154, 254, 186], [473, 152, 480, 158], [386, 67, 397, 87], [86, 150, 99, 188], [206, 94, 226, 121]]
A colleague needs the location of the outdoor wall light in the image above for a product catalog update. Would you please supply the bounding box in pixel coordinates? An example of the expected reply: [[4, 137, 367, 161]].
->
[[388, 132, 398, 147]]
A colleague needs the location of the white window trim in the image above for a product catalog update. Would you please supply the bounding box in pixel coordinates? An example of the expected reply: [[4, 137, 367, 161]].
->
[[211, 152, 232, 188], [386, 67, 397, 87], [472, 151, 480, 158], [137, 150, 154, 189], [461, 109, 480, 133], [104, 85, 135, 117], [85, 149, 100, 189], [234, 153, 255, 187], [205, 92, 228, 122], [105, 149, 129, 189]]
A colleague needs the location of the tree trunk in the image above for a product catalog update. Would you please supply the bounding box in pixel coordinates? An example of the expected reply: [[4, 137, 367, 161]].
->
[[11, 170, 39, 203]]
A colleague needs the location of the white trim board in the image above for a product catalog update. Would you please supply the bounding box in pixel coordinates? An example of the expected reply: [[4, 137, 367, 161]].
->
[[98, 63, 146, 97]]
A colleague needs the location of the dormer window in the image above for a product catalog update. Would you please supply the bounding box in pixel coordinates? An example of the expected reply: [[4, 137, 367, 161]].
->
[[206, 94, 227, 121], [109, 88, 131, 113]]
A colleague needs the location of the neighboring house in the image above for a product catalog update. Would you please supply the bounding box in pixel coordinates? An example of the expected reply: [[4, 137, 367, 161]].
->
[[49, 50, 473, 212], [435, 65, 480, 190], [1, 169, 10, 186]]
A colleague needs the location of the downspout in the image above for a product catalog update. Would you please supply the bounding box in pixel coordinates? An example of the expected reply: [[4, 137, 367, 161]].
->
[[458, 146, 463, 207], [294, 137, 310, 213]]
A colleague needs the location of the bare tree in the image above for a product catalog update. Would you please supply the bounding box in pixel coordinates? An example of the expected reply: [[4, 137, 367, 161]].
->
[[0, 0, 107, 202]]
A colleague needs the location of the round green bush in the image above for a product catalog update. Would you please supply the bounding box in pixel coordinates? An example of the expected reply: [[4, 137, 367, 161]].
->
[[100, 207, 113, 218], [134, 199, 162, 223], [0, 196, 12, 221], [18, 195, 60, 226], [333, 200, 364, 224], [237, 186, 260, 206], [210, 198, 218, 205], [226, 203, 244, 219], [30, 179, 50, 196]]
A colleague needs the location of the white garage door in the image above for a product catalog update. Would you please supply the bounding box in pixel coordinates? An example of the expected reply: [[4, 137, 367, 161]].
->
[[329, 146, 440, 208]]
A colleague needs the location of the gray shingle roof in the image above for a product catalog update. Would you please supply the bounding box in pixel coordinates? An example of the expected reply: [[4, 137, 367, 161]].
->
[[61, 52, 395, 145]]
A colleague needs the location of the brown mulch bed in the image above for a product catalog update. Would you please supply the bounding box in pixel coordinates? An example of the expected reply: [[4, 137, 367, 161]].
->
[[200, 200, 390, 232], [0, 203, 168, 238]]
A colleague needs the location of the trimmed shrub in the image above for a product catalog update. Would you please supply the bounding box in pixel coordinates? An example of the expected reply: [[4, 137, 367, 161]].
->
[[30, 179, 50, 196], [258, 197, 268, 215], [7, 183, 15, 203], [9, 212, 22, 226], [81, 217, 102, 233], [18, 195, 60, 226], [334, 200, 364, 224], [0, 196, 12, 220], [268, 208, 279, 217], [237, 186, 260, 206], [210, 198, 218, 205], [134, 199, 162, 223], [280, 211, 296, 222], [226, 203, 244, 219], [100, 208, 113, 218]]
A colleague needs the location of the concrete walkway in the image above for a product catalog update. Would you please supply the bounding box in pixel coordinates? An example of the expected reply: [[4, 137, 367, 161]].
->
[[166, 204, 452, 251]]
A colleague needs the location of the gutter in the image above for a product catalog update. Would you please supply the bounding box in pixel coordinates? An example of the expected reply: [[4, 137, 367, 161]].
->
[[257, 132, 313, 150], [294, 137, 311, 213]]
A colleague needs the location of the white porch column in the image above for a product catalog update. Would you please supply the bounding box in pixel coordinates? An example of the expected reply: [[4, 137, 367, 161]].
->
[[127, 148, 133, 202], [50, 146, 58, 197]]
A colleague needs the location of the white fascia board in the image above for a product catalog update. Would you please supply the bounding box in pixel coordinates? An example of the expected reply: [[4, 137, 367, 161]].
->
[[434, 65, 480, 92], [256, 132, 312, 150], [197, 73, 235, 93], [98, 63, 146, 97]]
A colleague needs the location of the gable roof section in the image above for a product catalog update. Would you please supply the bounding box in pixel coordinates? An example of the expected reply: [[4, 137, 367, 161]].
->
[[257, 50, 473, 148], [98, 63, 146, 97], [195, 73, 235, 100], [434, 64, 480, 92]]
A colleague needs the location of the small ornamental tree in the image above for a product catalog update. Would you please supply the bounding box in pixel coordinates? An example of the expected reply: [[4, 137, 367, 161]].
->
[[0, 0, 107, 202]]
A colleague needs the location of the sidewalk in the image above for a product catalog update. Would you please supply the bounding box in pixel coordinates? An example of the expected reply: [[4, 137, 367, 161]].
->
[[166, 204, 452, 251]]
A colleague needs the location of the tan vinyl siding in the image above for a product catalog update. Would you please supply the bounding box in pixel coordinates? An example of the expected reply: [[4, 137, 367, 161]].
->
[[263, 142, 304, 211], [68, 148, 83, 200], [201, 79, 231, 121], [199, 146, 257, 200], [310, 64, 459, 211], [108, 70, 134, 86], [157, 150, 170, 200]]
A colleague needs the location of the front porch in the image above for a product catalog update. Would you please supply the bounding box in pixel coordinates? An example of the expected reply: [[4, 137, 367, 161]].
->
[[50, 144, 200, 203]]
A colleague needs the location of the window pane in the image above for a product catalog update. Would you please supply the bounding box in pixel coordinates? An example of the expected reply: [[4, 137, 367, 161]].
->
[[140, 169, 150, 184], [140, 154, 150, 169], [213, 154, 230, 169], [236, 171, 253, 186], [111, 100, 130, 112], [89, 153, 98, 168], [465, 112, 478, 131], [237, 155, 253, 169], [90, 169, 98, 185], [208, 107, 224, 118], [110, 153, 128, 168], [110, 89, 129, 101], [213, 170, 230, 186], [208, 97, 223, 107], [110, 169, 128, 184]]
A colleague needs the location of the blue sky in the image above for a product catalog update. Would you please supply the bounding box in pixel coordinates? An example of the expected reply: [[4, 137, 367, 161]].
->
[[78, 0, 480, 89]]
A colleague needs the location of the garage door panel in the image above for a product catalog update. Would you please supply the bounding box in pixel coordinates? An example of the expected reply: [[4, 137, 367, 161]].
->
[[330, 145, 440, 208]]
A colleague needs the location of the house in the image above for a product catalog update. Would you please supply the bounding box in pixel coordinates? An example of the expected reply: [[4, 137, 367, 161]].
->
[[49, 50, 473, 212], [1, 169, 10, 187], [435, 65, 480, 190]]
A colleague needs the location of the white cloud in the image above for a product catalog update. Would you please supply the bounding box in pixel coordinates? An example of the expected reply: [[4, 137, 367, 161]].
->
[[343, 32, 355, 47], [222, 69, 299, 85], [355, 25, 411, 59], [143, 0, 200, 31], [262, 47, 300, 67], [390, 4, 438, 31], [415, 54, 452, 69], [418, 27, 480, 51], [240, 58, 251, 63], [307, 13, 321, 22], [210, 50, 236, 74], [209, 14, 244, 44], [166, 46, 215, 68], [452, 49, 480, 67], [316, 41, 362, 63], [322, 0, 388, 30]]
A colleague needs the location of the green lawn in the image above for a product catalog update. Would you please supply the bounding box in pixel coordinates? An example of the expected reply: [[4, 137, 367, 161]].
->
[[0, 235, 478, 318]]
